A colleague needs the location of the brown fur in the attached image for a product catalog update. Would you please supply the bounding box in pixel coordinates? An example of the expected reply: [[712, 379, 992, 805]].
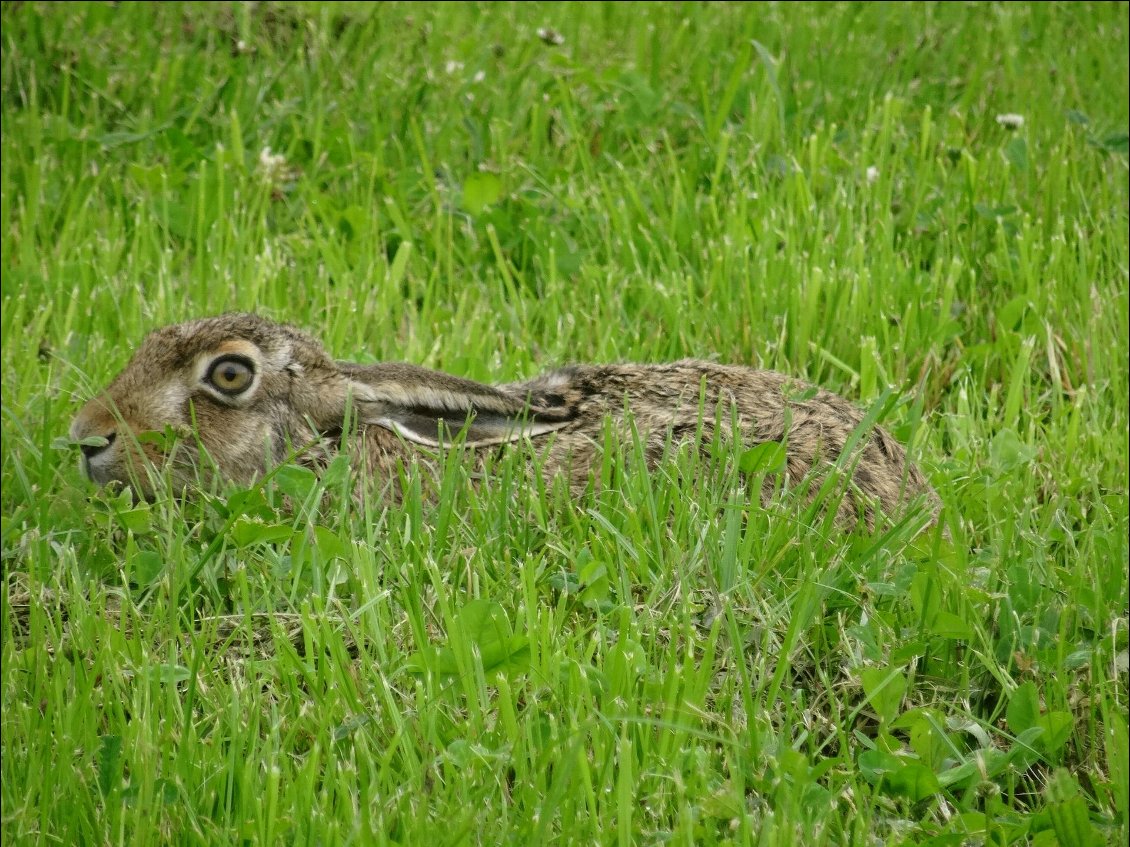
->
[[70, 313, 939, 528]]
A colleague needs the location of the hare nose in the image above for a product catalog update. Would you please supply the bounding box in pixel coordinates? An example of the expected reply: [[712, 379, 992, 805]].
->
[[80, 431, 117, 459]]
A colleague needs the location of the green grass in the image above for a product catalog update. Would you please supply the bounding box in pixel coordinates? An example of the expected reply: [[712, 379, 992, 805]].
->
[[2, 1, 1128, 844]]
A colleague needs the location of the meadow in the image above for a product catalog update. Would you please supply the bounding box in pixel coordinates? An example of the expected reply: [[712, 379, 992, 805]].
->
[[2, 2, 1128, 844]]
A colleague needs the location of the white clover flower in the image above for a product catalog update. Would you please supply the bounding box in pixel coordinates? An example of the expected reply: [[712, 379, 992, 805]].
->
[[995, 113, 1025, 129], [865, 166, 880, 183], [536, 27, 565, 46], [257, 147, 293, 189], [472, 70, 486, 83], [258, 146, 287, 172], [444, 60, 464, 75]]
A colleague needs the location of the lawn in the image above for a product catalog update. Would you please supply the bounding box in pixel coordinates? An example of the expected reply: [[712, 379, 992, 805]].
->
[[2, 2, 1128, 844]]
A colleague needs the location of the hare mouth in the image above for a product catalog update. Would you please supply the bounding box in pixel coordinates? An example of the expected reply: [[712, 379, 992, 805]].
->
[[81, 439, 205, 493], [82, 451, 119, 485]]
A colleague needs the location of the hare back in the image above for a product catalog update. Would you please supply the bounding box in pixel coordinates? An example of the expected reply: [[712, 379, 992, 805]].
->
[[362, 359, 936, 527]]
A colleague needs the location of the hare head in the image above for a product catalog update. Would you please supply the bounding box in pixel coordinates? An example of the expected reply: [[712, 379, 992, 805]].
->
[[69, 313, 572, 496]]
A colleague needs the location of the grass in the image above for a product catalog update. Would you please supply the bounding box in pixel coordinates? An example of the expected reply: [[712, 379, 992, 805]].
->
[[1, 1, 1127, 844]]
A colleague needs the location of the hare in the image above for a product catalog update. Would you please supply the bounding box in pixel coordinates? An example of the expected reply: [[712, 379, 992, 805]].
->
[[70, 313, 939, 528]]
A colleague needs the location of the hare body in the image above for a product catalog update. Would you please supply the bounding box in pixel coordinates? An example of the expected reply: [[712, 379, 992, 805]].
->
[[70, 314, 938, 527]]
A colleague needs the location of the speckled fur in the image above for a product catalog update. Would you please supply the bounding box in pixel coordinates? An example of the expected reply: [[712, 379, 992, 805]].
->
[[71, 313, 939, 528]]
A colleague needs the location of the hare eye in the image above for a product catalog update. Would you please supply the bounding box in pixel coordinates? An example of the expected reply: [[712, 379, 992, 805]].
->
[[207, 357, 254, 395]]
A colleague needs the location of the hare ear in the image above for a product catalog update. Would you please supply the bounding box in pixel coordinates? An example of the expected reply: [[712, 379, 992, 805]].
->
[[338, 362, 574, 447]]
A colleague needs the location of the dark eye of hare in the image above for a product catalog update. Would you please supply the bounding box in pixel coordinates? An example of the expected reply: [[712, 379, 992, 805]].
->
[[206, 356, 255, 395]]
